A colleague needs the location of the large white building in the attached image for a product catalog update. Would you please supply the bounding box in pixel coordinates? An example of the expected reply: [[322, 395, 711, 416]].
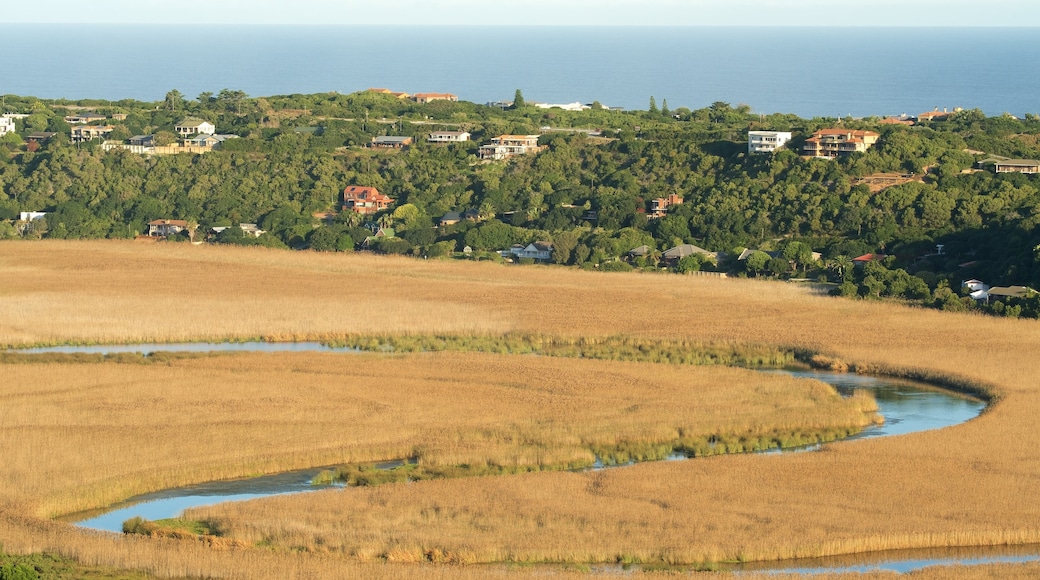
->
[[0, 116, 15, 136], [748, 131, 793, 154]]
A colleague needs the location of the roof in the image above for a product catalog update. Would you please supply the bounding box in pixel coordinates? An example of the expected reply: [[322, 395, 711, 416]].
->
[[988, 286, 1035, 298], [372, 136, 413, 144], [148, 219, 188, 227], [176, 118, 211, 127], [531, 241, 553, 251], [429, 131, 470, 137], [994, 159, 1040, 167], [852, 253, 886, 262], [343, 186, 393, 202], [414, 92, 457, 99], [662, 244, 715, 259], [811, 129, 879, 138], [439, 211, 462, 222], [628, 245, 650, 257]]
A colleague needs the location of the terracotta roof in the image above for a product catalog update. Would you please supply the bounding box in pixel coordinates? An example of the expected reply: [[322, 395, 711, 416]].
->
[[343, 186, 393, 202], [148, 219, 188, 227], [413, 92, 457, 99], [812, 129, 879, 138]]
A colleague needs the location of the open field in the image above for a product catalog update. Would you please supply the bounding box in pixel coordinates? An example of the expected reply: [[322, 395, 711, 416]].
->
[[1, 240, 1040, 578]]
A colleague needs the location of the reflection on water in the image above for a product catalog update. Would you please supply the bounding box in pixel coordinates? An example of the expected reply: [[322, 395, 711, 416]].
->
[[13, 341, 358, 355], [728, 544, 1040, 574]]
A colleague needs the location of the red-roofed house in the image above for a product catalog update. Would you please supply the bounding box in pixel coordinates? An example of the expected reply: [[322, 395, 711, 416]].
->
[[852, 253, 887, 267], [343, 186, 394, 215], [649, 194, 683, 219], [804, 129, 880, 158], [413, 93, 458, 104], [917, 109, 952, 122]]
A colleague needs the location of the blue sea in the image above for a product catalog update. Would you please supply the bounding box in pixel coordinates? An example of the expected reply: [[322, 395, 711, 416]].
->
[[0, 25, 1037, 118]]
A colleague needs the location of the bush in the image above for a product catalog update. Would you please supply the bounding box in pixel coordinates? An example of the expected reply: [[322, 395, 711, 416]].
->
[[0, 563, 36, 580], [600, 260, 633, 272]]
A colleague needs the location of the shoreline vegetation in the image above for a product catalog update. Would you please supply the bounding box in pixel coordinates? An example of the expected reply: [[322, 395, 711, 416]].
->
[[0, 241, 1035, 579]]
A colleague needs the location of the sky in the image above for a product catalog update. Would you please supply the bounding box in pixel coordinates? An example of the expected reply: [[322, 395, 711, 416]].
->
[[3, 0, 1039, 26]]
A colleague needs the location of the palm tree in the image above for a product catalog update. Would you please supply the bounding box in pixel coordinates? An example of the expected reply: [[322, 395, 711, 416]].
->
[[830, 255, 853, 281]]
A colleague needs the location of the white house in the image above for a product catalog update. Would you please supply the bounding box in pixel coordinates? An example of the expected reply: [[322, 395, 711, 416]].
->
[[19, 211, 47, 222], [479, 135, 543, 160], [534, 102, 590, 112], [175, 119, 216, 137], [0, 116, 15, 136], [504, 242, 553, 262], [748, 131, 793, 154], [428, 131, 471, 143]]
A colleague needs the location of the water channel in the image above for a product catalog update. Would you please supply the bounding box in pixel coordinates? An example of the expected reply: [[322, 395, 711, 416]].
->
[[20, 341, 1034, 574]]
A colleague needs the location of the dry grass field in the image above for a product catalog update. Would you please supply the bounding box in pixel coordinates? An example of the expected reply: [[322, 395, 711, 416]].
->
[[1, 240, 1040, 578]]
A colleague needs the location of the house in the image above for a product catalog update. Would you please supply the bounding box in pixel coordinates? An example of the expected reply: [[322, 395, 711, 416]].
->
[[987, 286, 1036, 300], [367, 88, 410, 99], [993, 160, 1040, 174], [175, 119, 216, 137], [534, 102, 590, 112], [803, 129, 880, 158], [852, 253, 886, 267], [70, 125, 114, 143], [437, 212, 463, 227], [428, 131, 471, 143], [962, 279, 990, 293], [362, 227, 396, 247], [479, 135, 543, 160], [63, 112, 106, 124], [26, 132, 57, 144], [880, 116, 915, 126], [19, 211, 47, 222], [661, 244, 717, 266], [370, 136, 413, 149], [185, 134, 237, 148], [649, 194, 683, 219], [111, 113, 128, 121], [212, 223, 266, 238], [343, 186, 394, 215], [148, 219, 188, 237], [916, 109, 953, 122], [747, 131, 793, 154], [504, 242, 553, 262], [0, 116, 14, 136], [463, 208, 480, 221], [129, 135, 156, 147], [413, 93, 458, 104]]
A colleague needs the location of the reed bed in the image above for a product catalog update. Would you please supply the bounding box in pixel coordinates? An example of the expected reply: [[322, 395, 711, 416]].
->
[[2, 240, 1040, 577]]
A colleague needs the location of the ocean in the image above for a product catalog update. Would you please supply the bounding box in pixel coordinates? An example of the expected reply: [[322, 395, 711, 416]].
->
[[0, 25, 1037, 118]]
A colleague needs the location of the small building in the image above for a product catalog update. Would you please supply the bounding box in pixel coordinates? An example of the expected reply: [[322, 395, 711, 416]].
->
[[747, 131, 793, 154], [880, 116, 915, 126], [993, 159, 1040, 174], [212, 223, 266, 238], [63, 112, 106, 124], [534, 102, 590, 112], [428, 131, 471, 143], [129, 134, 156, 147], [0, 116, 15, 136], [803, 129, 880, 158], [479, 135, 543, 160], [413, 93, 458, 104], [70, 125, 114, 143], [852, 253, 886, 267], [962, 279, 990, 293], [504, 242, 553, 262], [19, 211, 47, 222], [343, 186, 394, 215], [438, 211, 463, 227], [987, 286, 1036, 300], [148, 219, 188, 238], [175, 119, 216, 137], [111, 113, 129, 121], [370, 136, 413, 149], [916, 109, 953, 122], [185, 134, 237, 148], [26, 132, 57, 144], [367, 88, 410, 99], [661, 244, 717, 266], [649, 194, 683, 219]]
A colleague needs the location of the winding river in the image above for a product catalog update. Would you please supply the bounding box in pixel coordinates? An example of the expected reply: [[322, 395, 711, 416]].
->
[[23, 341, 1036, 574]]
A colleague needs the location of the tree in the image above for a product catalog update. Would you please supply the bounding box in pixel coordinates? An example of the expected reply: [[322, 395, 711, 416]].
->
[[830, 255, 853, 282], [512, 89, 525, 109], [661, 99, 670, 117], [186, 220, 200, 243], [648, 96, 658, 115], [308, 226, 339, 251], [745, 250, 770, 276], [165, 89, 184, 112]]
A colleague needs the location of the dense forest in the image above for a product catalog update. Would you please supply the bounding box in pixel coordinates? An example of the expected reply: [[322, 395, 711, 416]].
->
[[1, 89, 1039, 317]]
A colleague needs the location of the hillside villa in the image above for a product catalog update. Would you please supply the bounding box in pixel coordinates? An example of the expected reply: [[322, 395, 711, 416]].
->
[[70, 125, 114, 143], [428, 131, 471, 143], [370, 136, 413, 149], [343, 186, 394, 215], [479, 135, 543, 160], [747, 131, 792, 154], [413, 93, 458, 104], [147, 219, 188, 238], [803, 129, 880, 158], [175, 119, 216, 137], [649, 194, 683, 219]]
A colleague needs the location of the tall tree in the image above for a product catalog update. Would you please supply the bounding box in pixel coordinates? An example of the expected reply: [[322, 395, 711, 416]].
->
[[512, 89, 526, 109], [649, 96, 658, 115], [164, 90, 184, 112]]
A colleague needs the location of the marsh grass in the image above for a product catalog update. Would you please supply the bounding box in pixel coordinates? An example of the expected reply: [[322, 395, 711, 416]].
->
[[1, 241, 1039, 578]]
